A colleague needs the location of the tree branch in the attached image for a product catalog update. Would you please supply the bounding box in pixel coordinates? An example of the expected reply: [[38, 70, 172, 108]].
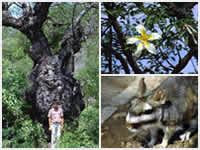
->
[[108, 28, 113, 72], [3, 2, 53, 63], [58, 3, 97, 74], [3, 2, 52, 40], [111, 49, 130, 74], [104, 3, 142, 74], [159, 47, 175, 69], [47, 16, 68, 26], [157, 60, 173, 72], [176, 48, 182, 61], [160, 2, 196, 19], [74, 3, 98, 26], [60, 3, 97, 56], [102, 42, 130, 74], [2, 2, 23, 28], [160, 2, 198, 62], [102, 25, 111, 37], [172, 49, 194, 73]]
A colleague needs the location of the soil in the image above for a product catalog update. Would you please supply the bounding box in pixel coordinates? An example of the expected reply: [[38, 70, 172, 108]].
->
[[101, 110, 198, 148]]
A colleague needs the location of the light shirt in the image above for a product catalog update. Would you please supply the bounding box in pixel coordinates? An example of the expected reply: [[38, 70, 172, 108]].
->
[[48, 107, 63, 123]]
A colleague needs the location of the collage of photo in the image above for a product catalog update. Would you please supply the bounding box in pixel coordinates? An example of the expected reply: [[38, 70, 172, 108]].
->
[[1, 1, 199, 149]]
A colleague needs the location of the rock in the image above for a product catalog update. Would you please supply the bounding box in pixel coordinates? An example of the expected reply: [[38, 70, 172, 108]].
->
[[101, 106, 118, 124], [112, 112, 126, 120]]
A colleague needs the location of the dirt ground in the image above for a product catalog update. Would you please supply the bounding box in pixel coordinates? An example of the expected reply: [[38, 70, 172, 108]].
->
[[101, 110, 198, 148]]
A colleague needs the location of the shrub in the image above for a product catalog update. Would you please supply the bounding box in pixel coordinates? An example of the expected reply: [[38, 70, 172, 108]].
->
[[58, 105, 99, 148]]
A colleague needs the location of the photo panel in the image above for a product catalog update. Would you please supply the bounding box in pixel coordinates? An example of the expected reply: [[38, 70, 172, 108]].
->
[[101, 76, 198, 148], [1, 0, 200, 149], [101, 2, 198, 74], [2, 2, 99, 148]]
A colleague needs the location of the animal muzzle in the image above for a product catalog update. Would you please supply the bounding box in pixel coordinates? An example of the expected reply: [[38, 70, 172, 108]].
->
[[125, 112, 157, 131], [126, 112, 156, 124]]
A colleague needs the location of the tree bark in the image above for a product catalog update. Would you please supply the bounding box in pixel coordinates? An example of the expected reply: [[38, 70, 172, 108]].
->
[[2, 2, 96, 129], [160, 2, 198, 61], [104, 3, 142, 74]]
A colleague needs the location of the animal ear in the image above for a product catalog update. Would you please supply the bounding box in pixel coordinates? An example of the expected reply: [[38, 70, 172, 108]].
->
[[138, 78, 147, 97], [152, 88, 166, 104]]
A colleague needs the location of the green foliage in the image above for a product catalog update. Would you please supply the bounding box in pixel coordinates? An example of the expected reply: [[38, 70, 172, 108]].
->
[[2, 27, 46, 148], [44, 3, 99, 55], [3, 118, 47, 148], [64, 8, 99, 147], [3, 27, 30, 60], [3, 89, 23, 122], [2, 65, 47, 148], [76, 38, 99, 101], [3, 2, 99, 148], [58, 105, 99, 148], [79, 105, 99, 143], [101, 2, 198, 74]]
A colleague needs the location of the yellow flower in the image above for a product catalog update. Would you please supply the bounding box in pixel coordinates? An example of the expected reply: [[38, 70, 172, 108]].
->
[[127, 24, 161, 57]]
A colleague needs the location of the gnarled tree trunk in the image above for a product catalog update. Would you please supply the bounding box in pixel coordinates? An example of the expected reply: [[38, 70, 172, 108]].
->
[[3, 2, 95, 129]]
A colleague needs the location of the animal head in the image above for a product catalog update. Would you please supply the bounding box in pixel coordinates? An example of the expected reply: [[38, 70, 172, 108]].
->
[[126, 98, 156, 132], [126, 88, 167, 132]]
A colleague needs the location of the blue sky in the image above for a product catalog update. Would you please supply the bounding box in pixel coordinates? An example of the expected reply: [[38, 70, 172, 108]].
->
[[102, 2, 198, 74]]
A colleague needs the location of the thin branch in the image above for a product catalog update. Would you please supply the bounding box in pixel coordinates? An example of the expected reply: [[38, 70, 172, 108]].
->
[[143, 68, 155, 74], [172, 49, 194, 73], [104, 3, 142, 74], [74, 3, 97, 27], [47, 16, 67, 25], [59, 3, 97, 61], [109, 28, 113, 72], [176, 44, 182, 61], [184, 24, 198, 45], [157, 59, 173, 72], [111, 50, 130, 74], [13, 2, 23, 8], [102, 25, 111, 37], [3, 2, 53, 62], [159, 47, 175, 69], [72, 4, 77, 39], [102, 43, 130, 73], [61, 3, 96, 45]]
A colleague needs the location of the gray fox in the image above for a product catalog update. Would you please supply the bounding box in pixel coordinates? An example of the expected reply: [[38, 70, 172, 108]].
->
[[126, 77, 198, 147]]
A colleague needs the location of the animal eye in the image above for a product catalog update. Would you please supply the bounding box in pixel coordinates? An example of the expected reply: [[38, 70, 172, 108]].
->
[[144, 109, 153, 114]]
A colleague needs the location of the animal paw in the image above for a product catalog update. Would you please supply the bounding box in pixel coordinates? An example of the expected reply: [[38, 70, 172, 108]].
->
[[155, 140, 168, 148], [180, 131, 191, 141]]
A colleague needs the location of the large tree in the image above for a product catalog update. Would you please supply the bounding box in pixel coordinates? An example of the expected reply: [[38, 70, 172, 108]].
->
[[3, 2, 97, 128], [101, 2, 198, 74]]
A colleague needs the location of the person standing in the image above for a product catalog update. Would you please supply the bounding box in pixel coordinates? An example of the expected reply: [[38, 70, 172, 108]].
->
[[48, 101, 64, 148]]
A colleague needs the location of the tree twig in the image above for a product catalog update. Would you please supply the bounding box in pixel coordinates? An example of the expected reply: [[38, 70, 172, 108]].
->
[[47, 16, 68, 26], [159, 47, 175, 69], [104, 3, 142, 74], [172, 48, 194, 73]]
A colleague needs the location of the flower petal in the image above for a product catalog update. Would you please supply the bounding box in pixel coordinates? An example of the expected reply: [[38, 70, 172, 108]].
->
[[144, 42, 157, 54], [149, 33, 161, 40], [127, 37, 139, 44], [135, 42, 144, 57], [136, 24, 146, 36]]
